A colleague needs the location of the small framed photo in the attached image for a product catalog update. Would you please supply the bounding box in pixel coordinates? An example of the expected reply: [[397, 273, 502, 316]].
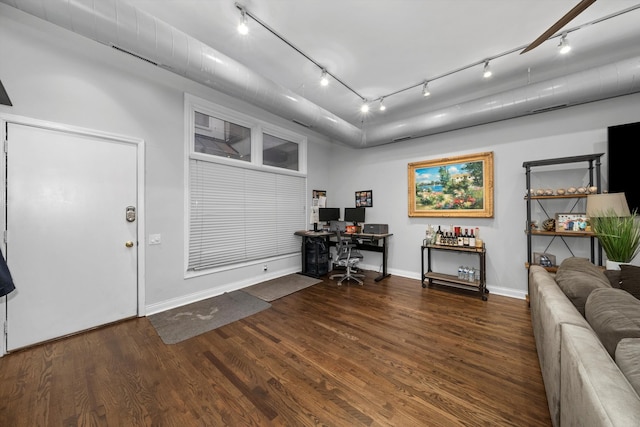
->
[[356, 190, 373, 207], [555, 213, 589, 232]]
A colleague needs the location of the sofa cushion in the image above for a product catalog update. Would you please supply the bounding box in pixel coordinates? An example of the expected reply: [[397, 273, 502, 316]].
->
[[620, 264, 640, 299], [586, 287, 640, 357], [616, 338, 640, 397], [555, 257, 612, 316]]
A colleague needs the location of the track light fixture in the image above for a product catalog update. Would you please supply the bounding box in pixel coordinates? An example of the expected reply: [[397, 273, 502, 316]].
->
[[237, 8, 249, 35], [558, 33, 571, 54], [422, 81, 431, 97], [379, 98, 386, 111], [361, 102, 370, 113], [320, 69, 329, 86], [483, 61, 492, 78]]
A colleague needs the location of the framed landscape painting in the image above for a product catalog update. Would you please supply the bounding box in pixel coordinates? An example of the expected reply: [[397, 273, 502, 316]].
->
[[408, 152, 494, 217]]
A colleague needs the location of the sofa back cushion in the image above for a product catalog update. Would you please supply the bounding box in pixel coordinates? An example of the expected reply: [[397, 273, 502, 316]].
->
[[586, 287, 640, 357], [555, 257, 612, 316]]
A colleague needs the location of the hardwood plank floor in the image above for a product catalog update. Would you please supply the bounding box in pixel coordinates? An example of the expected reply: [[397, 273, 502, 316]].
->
[[0, 271, 551, 426]]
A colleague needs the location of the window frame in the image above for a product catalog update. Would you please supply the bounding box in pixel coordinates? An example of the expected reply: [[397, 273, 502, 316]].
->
[[184, 94, 308, 277]]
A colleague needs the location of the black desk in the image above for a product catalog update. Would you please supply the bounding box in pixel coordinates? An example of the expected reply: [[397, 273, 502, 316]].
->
[[294, 230, 393, 282]]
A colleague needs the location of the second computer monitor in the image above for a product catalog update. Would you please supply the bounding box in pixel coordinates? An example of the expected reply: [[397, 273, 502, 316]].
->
[[344, 207, 365, 224], [318, 207, 341, 223]]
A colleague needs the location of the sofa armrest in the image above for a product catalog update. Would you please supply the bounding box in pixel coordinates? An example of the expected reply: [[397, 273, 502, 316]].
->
[[529, 266, 591, 427], [561, 324, 640, 426]]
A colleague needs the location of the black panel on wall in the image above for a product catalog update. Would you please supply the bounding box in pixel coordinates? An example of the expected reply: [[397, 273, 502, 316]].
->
[[608, 121, 640, 213]]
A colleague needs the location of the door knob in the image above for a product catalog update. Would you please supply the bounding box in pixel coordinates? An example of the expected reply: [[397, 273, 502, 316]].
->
[[125, 241, 134, 248]]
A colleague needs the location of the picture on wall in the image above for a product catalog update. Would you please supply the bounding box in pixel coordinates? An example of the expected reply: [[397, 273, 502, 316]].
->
[[312, 190, 326, 208], [356, 190, 372, 207], [408, 151, 494, 218]]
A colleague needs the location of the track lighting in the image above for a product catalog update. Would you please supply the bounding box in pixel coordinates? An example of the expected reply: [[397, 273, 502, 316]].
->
[[422, 81, 431, 97], [360, 102, 370, 113], [237, 9, 249, 35], [483, 61, 492, 78], [379, 98, 386, 111], [558, 33, 571, 54], [320, 69, 329, 86]]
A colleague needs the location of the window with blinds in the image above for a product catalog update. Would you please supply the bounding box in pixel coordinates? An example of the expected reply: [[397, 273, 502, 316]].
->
[[185, 94, 307, 272]]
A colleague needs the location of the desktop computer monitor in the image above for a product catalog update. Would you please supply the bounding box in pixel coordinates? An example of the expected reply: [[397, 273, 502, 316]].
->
[[344, 207, 365, 224], [318, 207, 340, 223]]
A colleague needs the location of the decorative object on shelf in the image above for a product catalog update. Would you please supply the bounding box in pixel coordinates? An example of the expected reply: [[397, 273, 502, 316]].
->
[[588, 186, 598, 194], [577, 187, 587, 194], [542, 218, 556, 231], [587, 192, 640, 269], [544, 189, 554, 196], [355, 190, 372, 207], [408, 151, 494, 218], [556, 188, 566, 195], [555, 213, 589, 232], [534, 252, 556, 267], [535, 188, 545, 196], [567, 187, 577, 194]]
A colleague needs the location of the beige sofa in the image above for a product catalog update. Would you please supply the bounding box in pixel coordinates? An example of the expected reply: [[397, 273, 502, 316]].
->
[[529, 258, 640, 426]]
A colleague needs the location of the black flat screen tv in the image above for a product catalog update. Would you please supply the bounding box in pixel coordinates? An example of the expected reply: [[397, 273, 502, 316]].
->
[[608, 121, 640, 213]]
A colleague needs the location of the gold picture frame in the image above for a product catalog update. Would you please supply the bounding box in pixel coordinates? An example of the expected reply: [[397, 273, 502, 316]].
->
[[408, 152, 494, 217]]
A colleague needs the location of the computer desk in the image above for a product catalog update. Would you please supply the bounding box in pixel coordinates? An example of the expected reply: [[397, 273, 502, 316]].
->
[[294, 230, 393, 282]]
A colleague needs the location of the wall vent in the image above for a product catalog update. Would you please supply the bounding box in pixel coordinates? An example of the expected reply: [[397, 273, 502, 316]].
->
[[111, 45, 158, 66]]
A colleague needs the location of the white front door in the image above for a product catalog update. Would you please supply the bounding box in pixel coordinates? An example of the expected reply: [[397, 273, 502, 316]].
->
[[5, 123, 139, 351]]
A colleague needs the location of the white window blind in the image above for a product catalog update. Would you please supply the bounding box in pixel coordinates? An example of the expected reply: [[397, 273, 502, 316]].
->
[[188, 159, 306, 271]]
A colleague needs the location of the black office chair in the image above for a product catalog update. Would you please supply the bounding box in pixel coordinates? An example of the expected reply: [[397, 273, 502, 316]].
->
[[329, 221, 364, 286]]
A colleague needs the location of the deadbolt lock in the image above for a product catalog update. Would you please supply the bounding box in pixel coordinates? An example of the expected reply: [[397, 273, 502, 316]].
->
[[126, 206, 136, 222]]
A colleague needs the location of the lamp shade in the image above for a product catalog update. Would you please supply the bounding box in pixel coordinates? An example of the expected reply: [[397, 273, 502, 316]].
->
[[586, 193, 631, 217]]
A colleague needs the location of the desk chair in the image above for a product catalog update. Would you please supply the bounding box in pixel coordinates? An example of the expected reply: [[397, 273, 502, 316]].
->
[[329, 221, 364, 286]]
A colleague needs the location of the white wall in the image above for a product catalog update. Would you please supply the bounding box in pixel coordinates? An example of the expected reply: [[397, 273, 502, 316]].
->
[[0, 4, 334, 313], [2, 3, 639, 309], [326, 96, 640, 298]]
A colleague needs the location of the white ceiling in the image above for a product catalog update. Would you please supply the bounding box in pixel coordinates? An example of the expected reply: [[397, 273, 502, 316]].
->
[[128, 0, 640, 129]]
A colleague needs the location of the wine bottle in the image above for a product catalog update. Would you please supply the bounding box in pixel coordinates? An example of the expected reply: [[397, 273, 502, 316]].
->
[[463, 228, 470, 246], [457, 228, 464, 246], [435, 225, 442, 245], [469, 228, 476, 247]]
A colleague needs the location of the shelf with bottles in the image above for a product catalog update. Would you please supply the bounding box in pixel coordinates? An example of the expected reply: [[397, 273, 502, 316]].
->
[[420, 237, 488, 300], [423, 224, 483, 250]]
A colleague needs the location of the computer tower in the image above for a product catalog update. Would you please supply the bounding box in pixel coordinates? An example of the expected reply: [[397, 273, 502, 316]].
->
[[305, 237, 328, 276]]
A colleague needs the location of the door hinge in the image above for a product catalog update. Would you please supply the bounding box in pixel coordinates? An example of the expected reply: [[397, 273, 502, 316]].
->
[[3, 139, 7, 154], [3, 230, 7, 244]]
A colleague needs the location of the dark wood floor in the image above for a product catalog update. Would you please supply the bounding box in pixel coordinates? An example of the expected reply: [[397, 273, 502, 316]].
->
[[0, 271, 551, 426]]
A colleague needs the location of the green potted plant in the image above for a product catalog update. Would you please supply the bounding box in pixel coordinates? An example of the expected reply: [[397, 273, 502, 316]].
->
[[587, 193, 640, 269]]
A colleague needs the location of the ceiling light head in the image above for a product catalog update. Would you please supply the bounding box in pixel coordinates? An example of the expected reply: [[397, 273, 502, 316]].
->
[[422, 81, 431, 97], [379, 98, 386, 111], [558, 33, 571, 54], [360, 101, 370, 113], [483, 61, 492, 78], [237, 9, 249, 35], [320, 69, 329, 86]]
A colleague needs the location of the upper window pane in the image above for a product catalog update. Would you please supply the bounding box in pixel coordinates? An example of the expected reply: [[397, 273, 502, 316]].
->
[[194, 111, 251, 162], [263, 133, 299, 171]]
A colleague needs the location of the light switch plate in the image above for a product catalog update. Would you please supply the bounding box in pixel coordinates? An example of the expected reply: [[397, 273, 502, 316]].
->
[[149, 234, 161, 245]]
